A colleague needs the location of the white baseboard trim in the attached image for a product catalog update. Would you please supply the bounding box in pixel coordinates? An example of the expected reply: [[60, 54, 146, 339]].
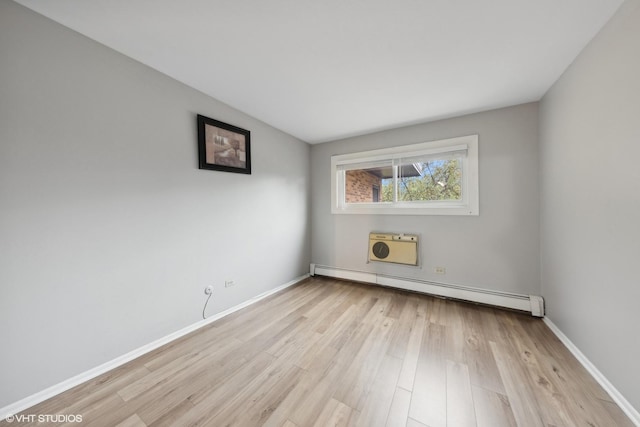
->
[[0, 274, 309, 422], [543, 317, 640, 426], [311, 264, 543, 316]]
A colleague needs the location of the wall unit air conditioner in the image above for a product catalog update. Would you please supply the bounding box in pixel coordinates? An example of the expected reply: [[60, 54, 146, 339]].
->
[[368, 233, 418, 266]]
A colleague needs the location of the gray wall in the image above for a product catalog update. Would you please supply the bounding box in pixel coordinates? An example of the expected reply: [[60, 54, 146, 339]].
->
[[311, 103, 540, 296], [0, 1, 310, 408], [539, 0, 640, 411]]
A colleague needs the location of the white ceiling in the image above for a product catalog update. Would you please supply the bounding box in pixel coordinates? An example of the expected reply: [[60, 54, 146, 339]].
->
[[15, 0, 623, 144]]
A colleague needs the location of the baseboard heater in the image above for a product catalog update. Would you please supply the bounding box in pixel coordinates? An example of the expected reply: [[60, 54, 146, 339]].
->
[[310, 264, 544, 317]]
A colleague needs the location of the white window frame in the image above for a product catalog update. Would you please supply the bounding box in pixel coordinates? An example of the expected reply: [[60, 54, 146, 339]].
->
[[331, 134, 479, 215]]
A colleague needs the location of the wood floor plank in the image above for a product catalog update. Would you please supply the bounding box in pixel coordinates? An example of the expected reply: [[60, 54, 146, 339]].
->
[[296, 304, 356, 370], [361, 293, 394, 326], [446, 360, 477, 427], [288, 360, 350, 426], [333, 317, 397, 410], [312, 398, 358, 427], [406, 418, 429, 427], [146, 399, 195, 427], [115, 335, 252, 425], [385, 387, 412, 427], [259, 346, 340, 427], [461, 305, 507, 394], [302, 280, 354, 321], [444, 302, 466, 363], [313, 292, 359, 335], [472, 385, 517, 427], [20, 363, 150, 418], [118, 343, 220, 402], [522, 346, 622, 427], [409, 322, 447, 427], [135, 353, 249, 424], [498, 312, 619, 427], [601, 399, 638, 427], [353, 354, 403, 427], [528, 319, 613, 402], [212, 280, 324, 343], [72, 392, 130, 427], [387, 297, 419, 359], [208, 361, 304, 427], [115, 413, 147, 427], [383, 291, 409, 319], [264, 317, 313, 359], [286, 320, 378, 426], [425, 295, 447, 326], [396, 309, 426, 392], [4, 277, 634, 427], [490, 340, 546, 427], [169, 352, 275, 426]]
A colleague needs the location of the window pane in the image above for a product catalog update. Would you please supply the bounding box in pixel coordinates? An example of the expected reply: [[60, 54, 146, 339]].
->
[[345, 166, 393, 203], [397, 158, 462, 202], [331, 135, 478, 215]]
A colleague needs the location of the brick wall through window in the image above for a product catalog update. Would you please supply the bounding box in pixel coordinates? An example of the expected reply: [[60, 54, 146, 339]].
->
[[345, 170, 382, 203]]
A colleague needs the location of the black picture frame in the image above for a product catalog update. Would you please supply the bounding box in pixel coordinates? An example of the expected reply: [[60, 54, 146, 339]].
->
[[197, 114, 251, 174]]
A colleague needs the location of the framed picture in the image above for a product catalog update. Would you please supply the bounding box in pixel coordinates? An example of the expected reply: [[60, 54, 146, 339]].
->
[[197, 114, 251, 174]]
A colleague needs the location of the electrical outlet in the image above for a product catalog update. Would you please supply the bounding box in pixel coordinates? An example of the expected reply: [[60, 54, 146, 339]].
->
[[225, 280, 235, 288], [434, 266, 446, 275], [204, 285, 213, 295]]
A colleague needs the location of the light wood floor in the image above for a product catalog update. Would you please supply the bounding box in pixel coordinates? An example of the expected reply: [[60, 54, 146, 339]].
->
[[4, 277, 634, 427]]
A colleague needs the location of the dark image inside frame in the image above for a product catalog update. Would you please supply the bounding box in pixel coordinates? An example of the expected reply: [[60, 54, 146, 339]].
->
[[197, 114, 251, 174]]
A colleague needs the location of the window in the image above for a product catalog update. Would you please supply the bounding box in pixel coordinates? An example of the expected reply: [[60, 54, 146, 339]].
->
[[331, 135, 479, 215]]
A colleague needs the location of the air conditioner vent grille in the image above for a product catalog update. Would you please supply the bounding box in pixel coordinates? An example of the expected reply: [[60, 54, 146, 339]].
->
[[368, 232, 418, 266]]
